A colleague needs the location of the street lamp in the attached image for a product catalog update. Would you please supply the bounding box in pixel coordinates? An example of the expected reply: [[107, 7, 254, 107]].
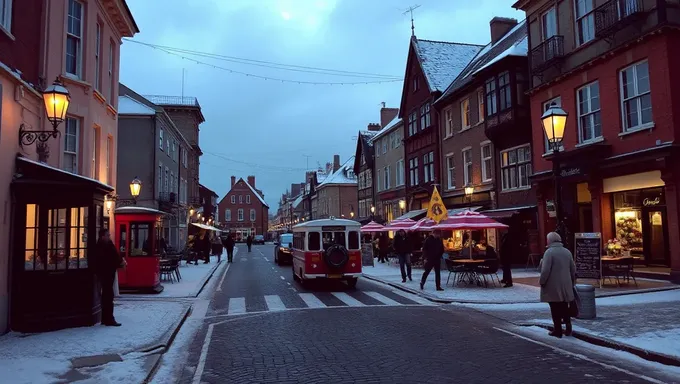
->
[[464, 186, 474, 205], [398, 199, 406, 214], [129, 177, 142, 202], [104, 196, 113, 214], [541, 102, 568, 239], [189, 208, 195, 216], [19, 78, 71, 147]]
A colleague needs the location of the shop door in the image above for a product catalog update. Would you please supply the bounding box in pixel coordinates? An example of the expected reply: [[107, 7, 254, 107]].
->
[[642, 208, 670, 266]]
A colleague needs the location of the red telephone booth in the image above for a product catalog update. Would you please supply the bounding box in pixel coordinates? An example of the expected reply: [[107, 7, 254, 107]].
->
[[114, 207, 164, 293]]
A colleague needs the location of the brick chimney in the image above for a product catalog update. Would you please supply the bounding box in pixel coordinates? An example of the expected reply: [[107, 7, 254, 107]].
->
[[380, 105, 399, 128], [333, 155, 341, 172], [231, 176, 236, 188], [490, 17, 518, 44], [247, 175, 255, 188], [367, 123, 381, 132]]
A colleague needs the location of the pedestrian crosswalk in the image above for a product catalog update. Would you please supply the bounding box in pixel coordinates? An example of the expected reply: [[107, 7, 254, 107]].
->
[[221, 290, 433, 315]]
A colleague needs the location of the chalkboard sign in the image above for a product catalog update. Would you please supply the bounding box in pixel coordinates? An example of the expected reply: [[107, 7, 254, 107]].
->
[[574, 233, 601, 280], [361, 242, 375, 267]]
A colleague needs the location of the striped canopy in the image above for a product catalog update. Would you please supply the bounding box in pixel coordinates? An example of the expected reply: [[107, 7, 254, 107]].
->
[[433, 210, 508, 230], [410, 217, 438, 232], [360, 221, 385, 232], [383, 218, 417, 231]]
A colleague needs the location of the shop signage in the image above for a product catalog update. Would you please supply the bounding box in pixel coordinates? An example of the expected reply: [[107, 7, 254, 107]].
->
[[361, 242, 374, 267], [546, 201, 556, 218], [643, 197, 661, 207], [574, 232, 602, 283], [560, 167, 581, 177]]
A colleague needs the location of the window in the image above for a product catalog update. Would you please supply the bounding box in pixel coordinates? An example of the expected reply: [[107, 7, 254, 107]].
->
[[620, 60, 652, 132], [575, 0, 595, 46], [498, 72, 511, 110], [577, 81, 602, 143], [542, 7, 557, 40], [481, 143, 493, 182], [485, 79, 497, 116], [159, 129, 164, 149], [33, 207, 90, 270], [1, 0, 12, 31], [246, 195, 251, 204], [408, 111, 417, 136], [91, 127, 99, 179], [501, 145, 532, 191], [94, 23, 102, 90], [164, 167, 169, 192], [231, 195, 235, 204], [423, 152, 434, 183], [478, 90, 485, 122], [238, 209, 244, 221], [105, 136, 112, 185], [462, 148, 473, 186], [384, 166, 390, 190], [395, 129, 402, 147], [412, 76, 419, 92], [396, 159, 405, 186], [166, 139, 170, 154], [66, 0, 83, 77], [376, 169, 382, 192], [250, 209, 256, 221], [239, 195, 243, 203], [172, 141, 176, 161], [445, 109, 453, 137], [63, 118, 79, 174], [225, 209, 231, 222], [109, 42, 115, 101], [382, 139, 387, 155], [420, 103, 431, 129], [409, 157, 419, 186], [461, 99, 470, 128], [389, 132, 396, 149], [366, 169, 372, 187], [24, 204, 39, 270], [445, 155, 456, 190], [158, 163, 162, 197], [543, 97, 564, 153]]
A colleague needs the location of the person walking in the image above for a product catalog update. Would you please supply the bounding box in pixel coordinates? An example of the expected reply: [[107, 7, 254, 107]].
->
[[393, 229, 412, 282], [224, 234, 235, 262], [202, 231, 212, 264], [499, 232, 513, 287], [540, 231, 576, 338], [246, 235, 253, 252], [94, 229, 125, 326], [215, 236, 224, 262], [420, 230, 445, 291], [378, 233, 389, 263]]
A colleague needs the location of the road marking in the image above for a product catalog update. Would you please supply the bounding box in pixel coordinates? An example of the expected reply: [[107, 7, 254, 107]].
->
[[227, 297, 246, 315], [264, 295, 286, 311], [299, 293, 327, 308], [286, 282, 291, 286], [389, 289, 434, 305], [258, 249, 264, 256], [215, 262, 231, 292], [271, 266, 275, 270], [493, 327, 665, 384], [364, 291, 402, 306], [280, 276, 285, 280], [263, 257, 269, 262], [331, 292, 365, 306], [241, 258, 247, 262], [192, 323, 214, 384]]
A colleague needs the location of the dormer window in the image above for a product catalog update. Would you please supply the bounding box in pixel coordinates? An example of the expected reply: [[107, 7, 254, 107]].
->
[[412, 76, 419, 92]]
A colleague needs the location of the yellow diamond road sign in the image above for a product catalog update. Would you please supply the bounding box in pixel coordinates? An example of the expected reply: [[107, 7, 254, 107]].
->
[[427, 186, 448, 224]]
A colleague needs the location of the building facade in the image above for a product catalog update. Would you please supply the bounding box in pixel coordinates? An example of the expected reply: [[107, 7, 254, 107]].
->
[[399, 35, 484, 211], [218, 176, 269, 241], [514, 0, 680, 280], [353, 127, 377, 223], [199, 183, 218, 223], [315, 156, 358, 219], [0, 0, 137, 332], [371, 116, 406, 223]]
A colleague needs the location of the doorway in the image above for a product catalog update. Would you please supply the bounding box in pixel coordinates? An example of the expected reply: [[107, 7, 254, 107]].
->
[[642, 208, 669, 266], [578, 204, 593, 233]]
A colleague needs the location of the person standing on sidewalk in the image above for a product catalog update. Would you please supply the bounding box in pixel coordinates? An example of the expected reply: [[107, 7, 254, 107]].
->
[[540, 231, 576, 338], [94, 229, 125, 327], [202, 231, 212, 264], [393, 229, 412, 282], [224, 233, 235, 262], [420, 230, 444, 291], [499, 232, 513, 287], [378, 233, 389, 263], [246, 235, 253, 252]]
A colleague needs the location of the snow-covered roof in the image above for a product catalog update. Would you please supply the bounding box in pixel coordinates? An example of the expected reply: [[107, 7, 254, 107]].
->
[[370, 115, 403, 142], [17, 156, 113, 191], [240, 178, 269, 208], [118, 95, 156, 115], [292, 194, 304, 209], [319, 157, 357, 187], [293, 217, 360, 230], [359, 130, 377, 147], [414, 39, 485, 92], [472, 33, 528, 76], [115, 206, 166, 215], [143, 95, 200, 107]]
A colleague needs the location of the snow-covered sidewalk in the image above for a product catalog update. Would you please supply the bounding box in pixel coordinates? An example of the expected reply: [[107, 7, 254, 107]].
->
[[0, 300, 190, 384]]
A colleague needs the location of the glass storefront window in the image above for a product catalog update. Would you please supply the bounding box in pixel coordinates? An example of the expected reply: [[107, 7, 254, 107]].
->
[[612, 188, 666, 260], [119, 224, 127, 254], [25, 204, 39, 271], [47, 208, 68, 270], [69, 207, 88, 269], [130, 223, 151, 256]]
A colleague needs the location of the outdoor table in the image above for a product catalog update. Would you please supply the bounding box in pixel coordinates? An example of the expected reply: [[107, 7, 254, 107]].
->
[[451, 259, 486, 286]]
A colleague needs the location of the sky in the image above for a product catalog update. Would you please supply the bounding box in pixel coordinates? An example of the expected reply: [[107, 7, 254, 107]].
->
[[119, 0, 524, 209]]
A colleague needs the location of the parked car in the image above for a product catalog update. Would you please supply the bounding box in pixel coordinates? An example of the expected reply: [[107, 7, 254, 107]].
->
[[253, 235, 265, 244], [274, 233, 293, 265]]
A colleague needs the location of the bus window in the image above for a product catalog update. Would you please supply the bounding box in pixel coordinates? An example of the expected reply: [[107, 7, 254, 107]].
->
[[308, 232, 321, 251], [348, 231, 360, 250], [322, 232, 346, 251]]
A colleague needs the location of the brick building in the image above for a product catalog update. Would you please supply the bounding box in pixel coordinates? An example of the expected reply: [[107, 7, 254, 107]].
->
[[199, 183, 218, 222], [513, 0, 680, 280], [218, 176, 269, 241], [315, 156, 358, 219]]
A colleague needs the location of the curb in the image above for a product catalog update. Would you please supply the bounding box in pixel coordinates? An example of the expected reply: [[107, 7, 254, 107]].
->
[[141, 304, 193, 383], [362, 274, 538, 305], [193, 260, 224, 298], [519, 322, 680, 367]]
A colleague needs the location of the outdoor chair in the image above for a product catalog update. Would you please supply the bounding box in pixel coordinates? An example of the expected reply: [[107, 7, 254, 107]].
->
[[474, 259, 501, 288], [160, 263, 175, 283], [444, 259, 466, 286]]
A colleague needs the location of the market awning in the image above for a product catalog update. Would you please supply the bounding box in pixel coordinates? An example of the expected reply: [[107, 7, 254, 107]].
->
[[481, 205, 536, 219], [191, 223, 221, 232], [395, 209, 426, 221]]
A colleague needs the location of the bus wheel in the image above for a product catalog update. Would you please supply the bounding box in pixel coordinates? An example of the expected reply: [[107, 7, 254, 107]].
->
[[347, 278, 358, 289]]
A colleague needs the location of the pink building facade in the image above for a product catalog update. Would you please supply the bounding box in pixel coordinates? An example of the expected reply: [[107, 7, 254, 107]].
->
[[0, 0, 137, 333]]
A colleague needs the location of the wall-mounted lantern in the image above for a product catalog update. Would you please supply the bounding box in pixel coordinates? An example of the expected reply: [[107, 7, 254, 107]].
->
[[19, 79, 70, 147]]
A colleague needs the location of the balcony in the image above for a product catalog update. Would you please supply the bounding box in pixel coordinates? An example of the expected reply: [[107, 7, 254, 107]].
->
[[159, 192, 177, 204], [595, 0, 645, 39], [484, 106, 531, 145], [530, 35, 564, 73]]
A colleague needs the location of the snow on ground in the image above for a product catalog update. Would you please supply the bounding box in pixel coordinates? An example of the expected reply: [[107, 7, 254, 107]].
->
[[157, 256, 222, 298], [597, 288, 680, 306], [0, 300, 188, 384], [75, 352, 150, 384]]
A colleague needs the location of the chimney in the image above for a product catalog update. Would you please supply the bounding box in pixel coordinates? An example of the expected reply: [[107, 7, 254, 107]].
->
[[490, 17, 518, 44], [247, 175, 255, 188], [231, 176, 236, 188], [367, 123, 381, 132], [380, 106, 399, 128], [333, 155, 341, 172]]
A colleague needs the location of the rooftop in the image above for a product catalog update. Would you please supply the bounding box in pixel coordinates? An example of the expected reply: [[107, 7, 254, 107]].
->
[[117, 95, 156, 116], [144, 95, 200, 107], [413, 39, 485, 92], [319, 157, 357, 187]]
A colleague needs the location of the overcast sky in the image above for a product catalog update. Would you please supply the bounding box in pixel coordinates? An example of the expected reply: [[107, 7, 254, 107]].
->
[[120, 0, 523, 209]]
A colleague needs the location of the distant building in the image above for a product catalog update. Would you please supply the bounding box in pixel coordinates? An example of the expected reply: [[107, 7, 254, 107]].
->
[[199, 184, 219, 223], [218, 176, 269, 241], [315, 156, 358, 219]]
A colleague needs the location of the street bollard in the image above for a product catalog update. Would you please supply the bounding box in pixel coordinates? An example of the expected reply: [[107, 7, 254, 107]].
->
[[575, 284, 596, 319]]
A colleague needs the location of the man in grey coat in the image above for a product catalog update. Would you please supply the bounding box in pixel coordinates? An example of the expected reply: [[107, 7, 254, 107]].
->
[[540, 232, 576, 338]]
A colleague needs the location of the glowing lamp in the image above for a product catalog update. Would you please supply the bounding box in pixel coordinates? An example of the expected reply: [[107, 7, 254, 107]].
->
[[541, 102, 568, 150], [129, 177, 142, 199], [42, 80, 70, 130]]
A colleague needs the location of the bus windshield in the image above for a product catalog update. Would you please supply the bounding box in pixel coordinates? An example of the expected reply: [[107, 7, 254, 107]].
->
[[322, 231, 346, 251]]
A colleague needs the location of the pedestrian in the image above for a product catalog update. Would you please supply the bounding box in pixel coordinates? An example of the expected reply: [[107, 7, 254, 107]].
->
[[202, 231, 212, 264], [224, 233, 235, 262], [94, 229, 125, 326], [246, 235, 253, 252], [540, 231, 576, 338], [499, 232, 513, 287], [378, 233, 389, 263], [215, 236, 224, 262], [393, 229, 412, 282], [420, 230, 445, 291]]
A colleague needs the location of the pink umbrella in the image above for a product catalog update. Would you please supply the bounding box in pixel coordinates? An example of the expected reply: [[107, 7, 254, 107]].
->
[[433, 210, 508, 231], [360, 221, 385, 233], [383, 218, 416, 231], [410, 217, 437, 231]]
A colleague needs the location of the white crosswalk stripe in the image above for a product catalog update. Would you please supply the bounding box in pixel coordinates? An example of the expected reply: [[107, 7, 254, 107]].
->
[[299, 293, 327, 308], [227, 297, 246, 314], [264, 295, 286, 311], [363, 291, 402, 306], [330, 292, 366, 306], [389, 289, 436, 305]]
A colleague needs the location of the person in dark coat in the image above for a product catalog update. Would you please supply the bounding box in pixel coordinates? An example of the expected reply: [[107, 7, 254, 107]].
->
[[246, 235, 253, 252], [378, 233, 389, 263], [420, 230, 445, 291], [393, 229, 412, 282], [499, 233, 513, 287], [202, 231, 212, 263], [223, 234, 235, 262], [94, 229, 124, 326]]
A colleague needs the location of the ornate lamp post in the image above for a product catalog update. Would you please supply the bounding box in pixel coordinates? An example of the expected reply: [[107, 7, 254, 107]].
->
[[464, 186, 474, 204], [129, 177, 142, 202], [541, 102, 568, 237], [106, 177, 143, 208], [19, 79, 71, 146], [370, 205, 375, 220]]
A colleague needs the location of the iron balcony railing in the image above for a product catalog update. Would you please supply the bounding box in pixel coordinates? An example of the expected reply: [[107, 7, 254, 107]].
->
[[530, 35, 565, 72], [595, 0, 645, 38]]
